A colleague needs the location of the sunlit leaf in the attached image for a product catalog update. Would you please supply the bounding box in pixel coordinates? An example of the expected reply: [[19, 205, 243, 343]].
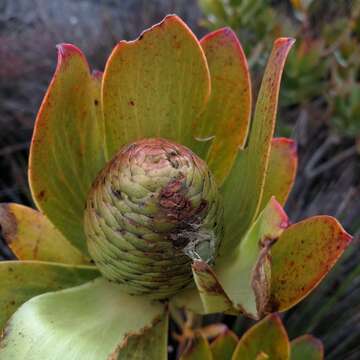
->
[[102, 15, 210, 158], [0, 261, 99, 329], [221, 38, 295, 254], [216, 197, 288, 318], [29, 44, 105, 255], [0, 278, 167, 360], [195, 27, 251, 185], [0, 203, 89, 264], [259, 138, 298, 211], [268, 216, 352, 312]]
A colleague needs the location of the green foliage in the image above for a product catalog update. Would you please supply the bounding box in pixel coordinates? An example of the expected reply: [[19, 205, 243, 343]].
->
[[176, 314, 323, 359]]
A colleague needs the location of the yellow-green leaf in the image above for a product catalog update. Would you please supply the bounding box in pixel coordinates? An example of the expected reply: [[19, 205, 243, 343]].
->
[[216, 197, 288, 318], [259, 138, 298, 211], [210, 329, 238, 360], [195, 27, 251, 185], [102, 15, 210, 159], [291, 335, 324, 360], [268, 216, 352, 312], [0, 278, 167, 360], [232, 314, 290, 360], [0, 261, 99, 330], [29, 44, 105, 255], [221, 38, 295, 254], [0, 203, 89, 264], [109, 312, 168, 359], [192, 260, 234, 314], [180, 334, 213, 360], [171, 286, 207, 315]]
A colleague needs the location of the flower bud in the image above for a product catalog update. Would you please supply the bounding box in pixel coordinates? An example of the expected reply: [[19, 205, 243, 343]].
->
[[84, 138, 223, 299]]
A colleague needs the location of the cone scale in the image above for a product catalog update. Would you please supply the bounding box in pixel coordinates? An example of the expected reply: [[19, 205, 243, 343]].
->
[[84, 138, 224, 299]]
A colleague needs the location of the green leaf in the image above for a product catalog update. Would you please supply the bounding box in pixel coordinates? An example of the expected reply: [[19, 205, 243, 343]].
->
[[268, 216, 352, 312], [102, 15, 210, 159], [192, 260, 234, 314], [0, 203, 89, 264], [0, 260, 99, 330], [194, 28, 251, 185], [180, 334, 213, 360], [109, 314, 168, 359], [181, 198, 288, 317], [221, 38, 295, 254], [291, 335, 324, 360], [210, 329, 238, 360], [259, 138, 297, 211], [216, 197, 288, 318], [0, 278, 167, 360], [171, 286, 207, 315], [29, 44, 105, 255], [232, 314, 290, 360]]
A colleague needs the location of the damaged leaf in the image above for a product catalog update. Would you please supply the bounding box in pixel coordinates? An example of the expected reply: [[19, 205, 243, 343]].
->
[[216, 197, 288, 318], [192, 260, 233, 314], [0, 203, 89, 264], [109, 312, 168, 359]]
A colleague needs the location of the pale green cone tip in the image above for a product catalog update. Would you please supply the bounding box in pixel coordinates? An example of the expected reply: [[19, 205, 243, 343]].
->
[[84, 138, 224, 299]]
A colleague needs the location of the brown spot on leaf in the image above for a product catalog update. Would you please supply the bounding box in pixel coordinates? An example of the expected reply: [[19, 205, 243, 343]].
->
[[38, 190, 46, 200], [0, 205, 18, 245]]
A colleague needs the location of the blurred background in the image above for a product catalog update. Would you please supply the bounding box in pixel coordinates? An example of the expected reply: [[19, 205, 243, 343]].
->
[[0, 0, 359, 358]]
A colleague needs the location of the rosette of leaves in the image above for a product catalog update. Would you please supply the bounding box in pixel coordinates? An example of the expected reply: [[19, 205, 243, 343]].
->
[[0, 15, 351, 359]]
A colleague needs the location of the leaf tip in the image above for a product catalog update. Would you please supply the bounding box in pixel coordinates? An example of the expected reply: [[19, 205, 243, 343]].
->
[[274, 37, 296, 48], [273, 137, 298, 157], [200, 26, 237, 44], [269, 196, 289, 229], [323, 216, 352, 248], [56, 43, 85, 63]]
